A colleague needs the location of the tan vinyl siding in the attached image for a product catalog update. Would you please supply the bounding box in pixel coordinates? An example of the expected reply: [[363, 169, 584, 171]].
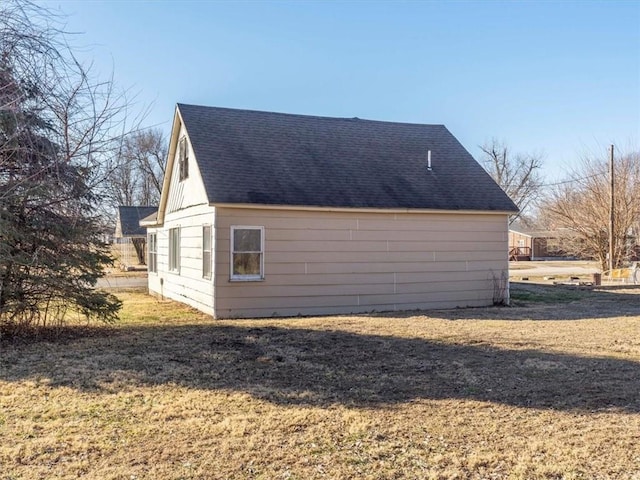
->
[[213, 207, 509, 318]]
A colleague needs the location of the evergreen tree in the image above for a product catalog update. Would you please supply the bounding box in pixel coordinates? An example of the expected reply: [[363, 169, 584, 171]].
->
[[0, 1, 124, 329]]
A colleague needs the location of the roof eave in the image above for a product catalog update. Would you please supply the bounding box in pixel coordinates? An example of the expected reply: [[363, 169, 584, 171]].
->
[[155, 106, 185, 227], [211, 202, 518, 215], [139, 219, 160, 228]]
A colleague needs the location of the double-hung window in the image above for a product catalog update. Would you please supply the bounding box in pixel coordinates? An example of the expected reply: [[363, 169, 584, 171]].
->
[[230, 226, 264, 281], [203, 225, 212, 279], [148, 233, 157, 273], [178, 136, 189, 181], [169, 227, 180, 273]]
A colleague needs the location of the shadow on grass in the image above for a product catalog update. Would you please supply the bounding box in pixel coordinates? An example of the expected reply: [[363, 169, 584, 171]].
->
[[2, 322, 639, 412]]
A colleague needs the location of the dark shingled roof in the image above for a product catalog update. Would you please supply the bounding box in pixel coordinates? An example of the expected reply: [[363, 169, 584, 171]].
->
[[177, 104, 519, 212], [117, 206, 158, 236]]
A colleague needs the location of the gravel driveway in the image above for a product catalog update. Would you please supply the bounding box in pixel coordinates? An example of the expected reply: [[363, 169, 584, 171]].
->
[[509, 261, 599, 278], [96, 275, 147, 289]]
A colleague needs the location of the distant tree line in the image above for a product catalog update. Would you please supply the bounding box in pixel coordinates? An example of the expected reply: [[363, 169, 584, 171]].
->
[[480, 139, 640, 270]]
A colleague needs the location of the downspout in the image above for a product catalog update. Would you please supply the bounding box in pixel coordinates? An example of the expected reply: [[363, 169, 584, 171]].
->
[[211, 207, 217, 319], [506, 216, 511, 306]]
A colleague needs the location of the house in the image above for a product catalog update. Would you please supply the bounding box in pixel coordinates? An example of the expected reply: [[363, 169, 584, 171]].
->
[[114, 206, 158, 270], [142, 104, 518, 318], [508, 226, 571, 261]]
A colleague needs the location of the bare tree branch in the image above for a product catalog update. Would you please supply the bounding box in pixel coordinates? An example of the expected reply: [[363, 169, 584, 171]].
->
[[479, 139, 544, 224], [104, 128, 167, 208], [543, 151, 640, 270]]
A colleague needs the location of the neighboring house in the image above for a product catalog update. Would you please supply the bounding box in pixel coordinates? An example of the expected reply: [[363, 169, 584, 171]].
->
[[508, 227, 570, 261], [114, 206, 158, 270], [142, 104, 518, 318]]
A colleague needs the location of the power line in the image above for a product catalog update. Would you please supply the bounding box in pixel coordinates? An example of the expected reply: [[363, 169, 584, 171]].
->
[[539, 173, 601, 188]]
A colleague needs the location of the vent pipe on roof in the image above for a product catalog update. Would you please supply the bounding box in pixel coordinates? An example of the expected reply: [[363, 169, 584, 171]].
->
[[427, 150, 432, 171]]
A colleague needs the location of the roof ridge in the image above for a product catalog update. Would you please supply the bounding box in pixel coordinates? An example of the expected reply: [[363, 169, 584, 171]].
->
[[176, 103, 445, 128]]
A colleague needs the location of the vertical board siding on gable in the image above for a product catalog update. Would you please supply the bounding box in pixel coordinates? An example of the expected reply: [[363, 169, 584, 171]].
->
[[166, 123, 209, 215], [147, 205, 216, 315], [214, 207, 509, 318]]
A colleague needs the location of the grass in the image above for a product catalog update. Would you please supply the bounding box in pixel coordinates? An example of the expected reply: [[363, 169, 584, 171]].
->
[[1, 287, 639, 479], [510, 283, 590, 304]]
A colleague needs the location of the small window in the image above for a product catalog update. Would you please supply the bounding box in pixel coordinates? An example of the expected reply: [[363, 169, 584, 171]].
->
[[169, 227, 180, 273], [231, 226, 264, 281], [518, 239, 525, 248], [178, 136, 189, 181], [148, 233, 157, 274], [203, 225, 212, 279]]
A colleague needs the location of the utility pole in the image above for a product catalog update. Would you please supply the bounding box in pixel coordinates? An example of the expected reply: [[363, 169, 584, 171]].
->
[[609, 144, 615, 273]]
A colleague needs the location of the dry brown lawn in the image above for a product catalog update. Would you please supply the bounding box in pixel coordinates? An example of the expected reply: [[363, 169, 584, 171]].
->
[[1, 284, 639, 479]]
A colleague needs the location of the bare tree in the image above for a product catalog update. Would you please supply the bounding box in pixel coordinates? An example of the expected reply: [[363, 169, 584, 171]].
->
[[107, 129, 166, 208], [479, 139, 544, 224], [544, 150, 640, 271], [0, 1, 138, 330]]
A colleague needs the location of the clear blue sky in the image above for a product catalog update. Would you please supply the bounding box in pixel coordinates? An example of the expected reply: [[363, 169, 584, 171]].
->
[[43, 0, 639, 181]]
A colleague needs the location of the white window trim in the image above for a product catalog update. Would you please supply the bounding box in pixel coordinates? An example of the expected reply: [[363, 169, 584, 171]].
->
[[148, 232, 157, 274], [169, 227, 181, 274], [230, 225, 264, 281], [203, 225, 212, 280]]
